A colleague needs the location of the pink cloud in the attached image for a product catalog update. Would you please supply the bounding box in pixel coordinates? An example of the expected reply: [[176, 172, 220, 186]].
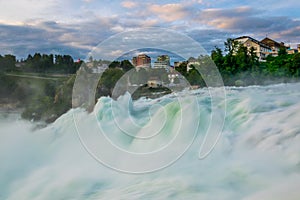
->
[[121, 1, 138, 9], [148, 4, 188, 22]]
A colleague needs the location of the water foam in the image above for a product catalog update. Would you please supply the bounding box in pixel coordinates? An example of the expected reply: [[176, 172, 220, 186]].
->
[[1, 83, 300, 199]]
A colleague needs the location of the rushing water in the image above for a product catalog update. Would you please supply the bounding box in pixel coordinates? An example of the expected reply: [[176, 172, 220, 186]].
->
[[1, 83, 300, 200]]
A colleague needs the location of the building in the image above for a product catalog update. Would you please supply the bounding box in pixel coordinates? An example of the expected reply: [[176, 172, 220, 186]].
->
[[174, 61, 181, 68], [168, 72, 179, 84], [157, 55, 170, 64], [234, 36, 271, 61], [260, 37, 286, 57], [287, 44, 300, 54], [187, 57, 200, 72], [287, 48, 298, 55], [153, 55, 170, 72], [285, 44, 299, 55], [147, 76, 162, 88], [91, 64, 108, 74], [132, 54, 151, 68]]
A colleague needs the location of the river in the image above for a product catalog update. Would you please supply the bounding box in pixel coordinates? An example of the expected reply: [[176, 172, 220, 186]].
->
[[1, 83, 300, 199]]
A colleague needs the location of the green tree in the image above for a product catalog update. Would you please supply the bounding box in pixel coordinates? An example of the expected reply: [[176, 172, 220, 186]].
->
[[224, 38, 239, 55], [249, 47, 259, 72], [223, 39, 240, 74], [0, 54, 16, 72], [187, 68, 204, 86], [175, 62, 188, 77], [292, 53, 300, 76], [108, 61, 121, 69], [211, 47, 224, 71], [278, 46, 287, 57], [235, 45, 249, 72], [120, 60, 134, 72], [98, 68, 125, 93]]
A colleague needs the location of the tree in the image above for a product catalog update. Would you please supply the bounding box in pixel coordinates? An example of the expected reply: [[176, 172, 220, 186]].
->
[[0, 73, 18, 97], [278, 46, 287, 57], [187, 68, 204, 86], [235, 45, 250, 72], [40, 54, 54, 71], [99, 68, 125, 92], [249, 47, 259, 72], [292, 53, 300, 76], [223, 39, 240, 74], [108, 61, 121, 69], [55, 54, 63, 65], [120, 60, 134, 72], [211, 47, 224, 71], [175, 62, 188, 77], [0, 54, 16, 72], [224, 38, 239, 55]]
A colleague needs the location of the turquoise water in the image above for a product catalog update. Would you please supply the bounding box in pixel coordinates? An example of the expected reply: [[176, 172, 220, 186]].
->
[[1, 83, 300, 199]]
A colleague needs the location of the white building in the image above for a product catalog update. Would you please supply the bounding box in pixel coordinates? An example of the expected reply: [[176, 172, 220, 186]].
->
[[153, 55, 170, 72], [187, 57, 200, 72], [234, 36, 272, 61]]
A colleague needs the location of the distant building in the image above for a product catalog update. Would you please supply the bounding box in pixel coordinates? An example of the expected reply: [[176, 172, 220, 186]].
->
[[168, 72, 179, 84], [298, 44, 300, 52], [147, 76, 162, 88], [153, 55, 170, 72], [285, 43, 299, 54], [86, 62, 94, 68], [174, 61, 181, 68], [132, 54, 151, 68], [15, 62, 26, 68], [91, 64, 108, 74], [287, 48, 298, 55], [234, 36, 271, 61], [174, 61, 189, 73], [187, 57, 200, 72], [157, 55, 170, 63], [260, 37, 286, 57]]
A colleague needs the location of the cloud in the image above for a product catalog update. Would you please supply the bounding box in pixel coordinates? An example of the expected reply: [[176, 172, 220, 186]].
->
[[194, 6, 300, 41], [200, 6, 258, 19], [195, 0, 204, 4], [148, 3, 189, 22], [0, 17, 122, 59], [186, 28, 232, 52], [271, 26, 300, 45], [273, 26, 300, 38], [191, 0, 205, 4], [121, 1, 138, 9], [0, 13, 165, 59], [0, 23, 84, 58], [0, 0, 59, 23], [109, 50, 124, 57], [196, 6, 260, 30], [0, 1, 299, 60]]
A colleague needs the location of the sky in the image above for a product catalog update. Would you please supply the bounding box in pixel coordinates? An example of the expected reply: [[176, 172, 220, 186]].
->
[[0, 0, 300, 60]]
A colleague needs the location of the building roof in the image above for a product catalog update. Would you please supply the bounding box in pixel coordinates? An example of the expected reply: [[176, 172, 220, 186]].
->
[[234, 36, 271, 49], [235, 36, 260, 43], [261, 37, 285, 48]]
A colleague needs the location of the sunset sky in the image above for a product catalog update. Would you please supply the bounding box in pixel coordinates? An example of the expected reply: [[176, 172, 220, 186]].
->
[[0, 0, 300, 59]]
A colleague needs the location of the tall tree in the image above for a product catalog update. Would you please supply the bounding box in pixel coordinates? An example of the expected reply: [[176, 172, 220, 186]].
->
[[211, 47, 224, 71]]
